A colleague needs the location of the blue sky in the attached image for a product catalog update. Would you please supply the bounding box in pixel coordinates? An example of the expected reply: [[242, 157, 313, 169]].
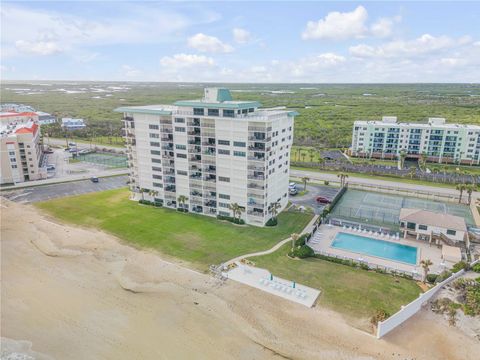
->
[[1, 1, 479, 82]]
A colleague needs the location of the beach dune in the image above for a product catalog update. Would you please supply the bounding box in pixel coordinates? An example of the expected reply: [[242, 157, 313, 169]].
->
[[1, 200, 477, 360]]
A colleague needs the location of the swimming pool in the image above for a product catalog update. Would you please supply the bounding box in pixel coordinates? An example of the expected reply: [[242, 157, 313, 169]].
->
[[331, 232, 418, 265]]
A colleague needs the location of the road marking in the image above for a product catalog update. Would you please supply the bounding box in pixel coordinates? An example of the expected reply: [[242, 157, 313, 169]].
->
[[9, 192, 32, 201]]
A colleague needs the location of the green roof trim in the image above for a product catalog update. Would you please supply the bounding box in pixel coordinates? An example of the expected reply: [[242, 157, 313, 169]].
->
[[114, 107, 173, 115], [287, 111, 300, 117], [216, 88, 233, 102], [173, 100, 261, 110]]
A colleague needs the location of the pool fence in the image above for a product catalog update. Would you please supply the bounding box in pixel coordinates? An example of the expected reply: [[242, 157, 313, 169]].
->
[[376, 258, 480, 339]]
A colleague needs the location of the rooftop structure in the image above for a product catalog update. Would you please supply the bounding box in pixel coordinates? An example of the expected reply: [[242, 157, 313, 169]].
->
[[351, 116, 480, 164], [0, 104, 56, 125], [114, 87, 296, 226]]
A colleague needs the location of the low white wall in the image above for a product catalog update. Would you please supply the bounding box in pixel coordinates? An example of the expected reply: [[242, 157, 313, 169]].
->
[[377, 259, 479, 338]]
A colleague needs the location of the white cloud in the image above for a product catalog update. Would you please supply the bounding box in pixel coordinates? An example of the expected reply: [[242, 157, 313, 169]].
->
[[187, 33, 234, 53], [302, 6, 368, 40], [370, 16, 401, 38], [233, 28, 251, 44], [122, 65, 142, 78], [349, 34, 472, 58], [15, 40, 62, 55], [160, 53, 215, 69]]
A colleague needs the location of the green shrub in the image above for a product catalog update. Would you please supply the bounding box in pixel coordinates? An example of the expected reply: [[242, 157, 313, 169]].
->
[[436, 270, 453, 283], [265, 218, 278, 226], [452, 261, 469, 273], [427, 273, 438, 284], [359, 263, 370, 270], [289, 245, 315, 259], [324, 180, 329, 186], [472, 263, 480, 273], [216, 215, 244, 225], [295, 233, 309, 247], [370, 309, 390, 327]]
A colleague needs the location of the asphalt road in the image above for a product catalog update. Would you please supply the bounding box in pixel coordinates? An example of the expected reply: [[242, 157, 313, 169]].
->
[[2, 175, 128, 203]]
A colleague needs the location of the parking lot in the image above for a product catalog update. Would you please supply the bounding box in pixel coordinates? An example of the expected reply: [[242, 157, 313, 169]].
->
[[2, 175, 128, 203], [289, 183, 341, 214]]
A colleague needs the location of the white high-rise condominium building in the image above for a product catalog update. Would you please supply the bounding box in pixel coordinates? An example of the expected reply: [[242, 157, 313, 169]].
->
[[115, 88, 297, 226], [351, 116, 480, 165]]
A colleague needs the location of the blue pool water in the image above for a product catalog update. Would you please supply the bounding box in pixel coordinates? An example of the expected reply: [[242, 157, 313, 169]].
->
[[331, 232, 418, 265]]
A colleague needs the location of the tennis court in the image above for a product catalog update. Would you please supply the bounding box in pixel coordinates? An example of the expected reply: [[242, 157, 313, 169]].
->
[[77, 152, 127, 168], [330, 189, 474, 228]]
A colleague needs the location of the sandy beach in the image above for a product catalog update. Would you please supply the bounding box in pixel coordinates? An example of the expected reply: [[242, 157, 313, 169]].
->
[[1, 199, 478, 359]]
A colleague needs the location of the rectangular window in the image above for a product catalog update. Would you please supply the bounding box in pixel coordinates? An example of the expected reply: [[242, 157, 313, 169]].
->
[[223, 109, 234, 118], [418, 225, 428, 230], [149, 133, 159, 138], [151, 150, 161, 155], [175, 127, 185, 132], [152, 158, 161, 163], [446, 229, 456, 236], [8, 151, 15, 156], [11, 164, 17, 168], [233, 151, 246, 157], [175, 144, 186, 150], [149, 124, 159, 130], [218, 193, 230, 200], [218, 149, 230, 155], [233, 141, 246, 147], [175, 118, 185, 123], [153, 182, 163, 188], [152, 166, 162, 172], [176, 153, 187, 159], [152, 174, 162, 180], [219, 202, 230, 208], [150, 142, 160, 147], [219, 211, 230, 217], [407, 222, 416, 230], [193, 108, 204, 116], [218, 176, 230, 182], [218, 140, 230, 145], [177, 170, 188, 176], [207, 108, 219, 116]]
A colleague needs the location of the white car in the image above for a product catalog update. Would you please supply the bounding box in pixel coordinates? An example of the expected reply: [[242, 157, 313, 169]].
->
[[289, 182, 297, 189]]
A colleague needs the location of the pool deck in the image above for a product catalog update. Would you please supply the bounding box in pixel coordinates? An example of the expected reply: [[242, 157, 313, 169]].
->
[[308, 224, 448, 275]]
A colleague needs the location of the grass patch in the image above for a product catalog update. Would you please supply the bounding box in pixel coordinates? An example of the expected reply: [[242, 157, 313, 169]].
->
[[35, 188, 313, 271], [252, 243, 422, 319]]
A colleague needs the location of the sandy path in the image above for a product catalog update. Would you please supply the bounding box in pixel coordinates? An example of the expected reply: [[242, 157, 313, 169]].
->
[[1, 199, 478, 359]]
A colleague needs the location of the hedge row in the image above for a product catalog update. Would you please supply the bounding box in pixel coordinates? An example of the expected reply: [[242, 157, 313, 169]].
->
[[217, 215, 245, 225]]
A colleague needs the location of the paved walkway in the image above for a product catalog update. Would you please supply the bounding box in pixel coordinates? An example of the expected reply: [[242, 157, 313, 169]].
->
[[224, 214, 319, 266]]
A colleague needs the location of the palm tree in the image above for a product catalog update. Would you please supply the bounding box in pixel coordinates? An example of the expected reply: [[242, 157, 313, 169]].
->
[[140, 188, 148, 201], [420, 259, 433, 283], [456, 183, 467, 203], [407, 167, 416, 179], [419, 152, 427, 171], [301, 176, 310, 191], [399, 150, 407, 170], [149, 189, 159, 200], [466, 184, 475, 205], [337, 172, 348, 187], [269, 201, 281, 221], [291, 233, 300, 251], [177, 195, 188, 211], [308, 148, 315, 162], [229, 202, 244, 221], [301, 151, 306, 163], [236, 205, 245, 222]]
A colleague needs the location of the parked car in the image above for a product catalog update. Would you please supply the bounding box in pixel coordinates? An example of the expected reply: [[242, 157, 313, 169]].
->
[[90, 176, 99, 183], [289, 188, 298, 196], [315, 196, 331, 204], [46, 164, 55, 171], [68, 142, 77, 147], [288, 182, 297, 189], [43, 148, 54, 154]]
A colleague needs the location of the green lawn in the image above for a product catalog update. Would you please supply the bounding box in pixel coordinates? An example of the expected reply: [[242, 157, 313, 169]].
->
[[252, 244, 422, 320], [35, 188, 313, 271]]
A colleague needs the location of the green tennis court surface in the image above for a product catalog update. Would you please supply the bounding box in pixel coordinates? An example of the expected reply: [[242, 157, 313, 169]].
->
[[77, 153, 127, 168], [330, 189, 474, 229]]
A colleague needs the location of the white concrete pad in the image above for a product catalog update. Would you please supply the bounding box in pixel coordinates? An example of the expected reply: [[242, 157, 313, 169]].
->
[[224, 262, 320, 308]]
